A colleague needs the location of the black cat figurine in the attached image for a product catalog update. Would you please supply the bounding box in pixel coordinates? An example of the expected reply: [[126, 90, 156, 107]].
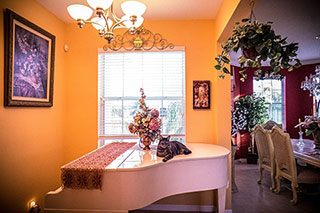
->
[[156, 135, 192, 162]]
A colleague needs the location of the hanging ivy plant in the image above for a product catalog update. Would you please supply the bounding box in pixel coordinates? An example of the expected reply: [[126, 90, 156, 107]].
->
[[215, 19, 301, 82]]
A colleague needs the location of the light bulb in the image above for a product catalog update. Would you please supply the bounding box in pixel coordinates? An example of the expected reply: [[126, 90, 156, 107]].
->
[[121, 15, 144, 28], [121, 1, 146, 16], [87, 0, 113, 10], [67, 4, 93, 20]]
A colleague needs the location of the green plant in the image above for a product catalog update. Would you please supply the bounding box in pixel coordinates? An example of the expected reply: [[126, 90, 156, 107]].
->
[[231, 94, 268, 134], [215, 19, 301, 82]]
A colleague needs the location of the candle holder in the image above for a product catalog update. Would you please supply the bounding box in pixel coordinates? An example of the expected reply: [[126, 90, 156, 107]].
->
[[298, 131, 304, 147], [298, 131, 303, 141]]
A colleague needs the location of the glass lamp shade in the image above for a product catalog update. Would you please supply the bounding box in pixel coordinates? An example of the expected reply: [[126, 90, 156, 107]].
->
[[91, 17, 113, 30], [67, 4, 93, 20], [121, 1, 146, 16], [121, 15, 144, 28], [87, 0, 113, 10]]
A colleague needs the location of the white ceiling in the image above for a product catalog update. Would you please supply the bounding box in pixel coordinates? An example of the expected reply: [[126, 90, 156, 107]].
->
[[36, 0, 222, 23]]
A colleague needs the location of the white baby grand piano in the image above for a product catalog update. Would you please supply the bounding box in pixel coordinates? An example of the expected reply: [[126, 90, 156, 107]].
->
[[45, 143, 230, 212]]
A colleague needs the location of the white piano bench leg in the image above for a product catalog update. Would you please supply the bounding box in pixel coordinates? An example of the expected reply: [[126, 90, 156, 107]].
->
[[217, 185, 227, 213]]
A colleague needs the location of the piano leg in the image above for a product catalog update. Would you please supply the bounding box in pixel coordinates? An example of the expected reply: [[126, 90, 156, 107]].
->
[[217, 185, 227, 213]]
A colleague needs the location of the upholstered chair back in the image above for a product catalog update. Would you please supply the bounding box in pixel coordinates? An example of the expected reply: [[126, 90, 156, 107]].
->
[[263, 120, 282, 130], [252, 125, 276, 189], [270, 127, 297, 182], [254, 125, 273, 167]]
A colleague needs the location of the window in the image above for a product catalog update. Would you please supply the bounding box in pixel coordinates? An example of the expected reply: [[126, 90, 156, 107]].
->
[[98, 48, 185, 145], [253, 79, 284, 124]]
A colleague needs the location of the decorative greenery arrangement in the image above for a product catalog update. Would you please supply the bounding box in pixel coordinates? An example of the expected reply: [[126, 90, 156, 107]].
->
[[128, 88, 162, 150], [215, 19, 301, 82], [231, 94, 268, 135]]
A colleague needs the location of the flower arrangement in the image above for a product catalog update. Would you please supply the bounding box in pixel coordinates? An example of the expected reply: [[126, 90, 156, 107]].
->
[[296, 116, 320, 136], [128, 88, 161, 150], [296, 116, 320, 148]]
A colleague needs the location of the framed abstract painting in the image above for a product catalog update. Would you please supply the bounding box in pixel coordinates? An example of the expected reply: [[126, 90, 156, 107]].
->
[[4, 9, 55, 107], [193, 80, 210, 109]]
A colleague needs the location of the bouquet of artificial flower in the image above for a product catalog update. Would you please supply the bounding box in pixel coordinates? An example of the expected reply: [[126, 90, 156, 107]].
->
[[295, 115, 320, 136], [128, 88, 161, 149]]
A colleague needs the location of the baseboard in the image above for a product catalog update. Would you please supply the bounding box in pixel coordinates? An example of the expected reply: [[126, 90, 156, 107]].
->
[[141, 204, 215, 212], [225, 210, 232, 213]]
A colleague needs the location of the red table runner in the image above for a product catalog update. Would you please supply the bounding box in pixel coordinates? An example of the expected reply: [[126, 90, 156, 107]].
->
[[61, 142, 135, 190]]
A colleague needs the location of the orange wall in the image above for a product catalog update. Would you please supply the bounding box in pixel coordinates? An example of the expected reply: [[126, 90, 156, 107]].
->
[[0, 0, 242, 211], [0, 0, 67, 211], [213, 0, 242, 209], [64, 20, 218, 161]]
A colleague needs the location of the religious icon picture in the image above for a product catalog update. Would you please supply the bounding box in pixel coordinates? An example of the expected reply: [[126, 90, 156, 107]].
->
[[4, 9, 55, 107], [193, 80, 210, 109]]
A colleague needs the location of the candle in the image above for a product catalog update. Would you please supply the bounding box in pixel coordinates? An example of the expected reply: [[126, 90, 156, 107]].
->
[[298, 118, 302, 132]]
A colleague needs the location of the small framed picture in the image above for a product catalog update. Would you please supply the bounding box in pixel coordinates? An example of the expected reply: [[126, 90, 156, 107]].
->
[[193, 80, 210, 109], [4, 9, 55, 107]]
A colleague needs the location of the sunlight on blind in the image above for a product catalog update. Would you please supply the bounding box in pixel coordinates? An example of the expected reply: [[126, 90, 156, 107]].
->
[[98, 50, 185, 137], [253, 79, 283, 124]]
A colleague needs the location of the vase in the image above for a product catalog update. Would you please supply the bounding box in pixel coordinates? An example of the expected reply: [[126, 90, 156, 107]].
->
[[139, 137, 151, 150], [242, 47, 258, 60], [312, 131, 320, 149]]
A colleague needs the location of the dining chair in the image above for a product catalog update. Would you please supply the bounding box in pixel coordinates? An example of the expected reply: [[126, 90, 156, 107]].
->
[[253, 125, 276, 191], [250, 120, 281, 158], [262, 120, 282, 130], [270, 127, 320, 205]]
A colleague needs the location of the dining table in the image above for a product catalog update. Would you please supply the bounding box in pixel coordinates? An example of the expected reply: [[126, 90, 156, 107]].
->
[[291, 138, 320, 168]]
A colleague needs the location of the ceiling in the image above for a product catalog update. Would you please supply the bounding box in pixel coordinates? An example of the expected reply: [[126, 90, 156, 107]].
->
[[37, 0, 320, 64], [36, 0, 222, 22]]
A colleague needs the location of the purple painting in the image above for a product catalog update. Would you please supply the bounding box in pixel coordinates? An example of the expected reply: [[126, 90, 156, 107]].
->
[[13, 25, 49, 99], [5, 9, 55, 107]]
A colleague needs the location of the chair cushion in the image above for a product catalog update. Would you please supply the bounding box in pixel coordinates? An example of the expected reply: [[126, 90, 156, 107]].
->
[[297, 166, 320, 184]]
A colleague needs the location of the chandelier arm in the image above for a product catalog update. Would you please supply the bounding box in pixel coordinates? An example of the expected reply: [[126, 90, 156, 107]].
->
[[85, 20, 104, 28], [110, 20, 127, 32], [101, 13, 111, 31], [110, 4, 122, 22], [81, 20, 97, 29]]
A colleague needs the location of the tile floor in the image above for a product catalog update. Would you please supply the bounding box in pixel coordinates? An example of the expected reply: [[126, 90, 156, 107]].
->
[[131, 160, 319, 213], [232, 160, 319, 213]]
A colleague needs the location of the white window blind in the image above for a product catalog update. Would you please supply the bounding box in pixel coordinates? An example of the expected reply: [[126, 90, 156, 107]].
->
[[98, 50, 185, 138]]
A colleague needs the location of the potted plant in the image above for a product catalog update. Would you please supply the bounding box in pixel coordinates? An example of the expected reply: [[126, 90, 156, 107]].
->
[[232, 94, 268, 163], [215, 19, 301, 82]]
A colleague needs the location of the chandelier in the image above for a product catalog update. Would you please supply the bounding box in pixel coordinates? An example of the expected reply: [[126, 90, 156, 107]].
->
[[67, 0, 146, 43], [301, 65, 320, 96]]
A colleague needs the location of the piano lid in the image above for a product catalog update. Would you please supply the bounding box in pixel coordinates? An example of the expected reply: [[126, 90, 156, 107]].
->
[[106, 143, 230, 170]]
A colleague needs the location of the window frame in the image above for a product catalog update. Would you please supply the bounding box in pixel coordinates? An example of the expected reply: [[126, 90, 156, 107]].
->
[[97, 47, 186, 144], [253, 78, 285, 125]]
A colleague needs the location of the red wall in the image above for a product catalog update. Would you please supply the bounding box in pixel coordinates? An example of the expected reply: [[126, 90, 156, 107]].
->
[[232, 64, 317, 139]]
